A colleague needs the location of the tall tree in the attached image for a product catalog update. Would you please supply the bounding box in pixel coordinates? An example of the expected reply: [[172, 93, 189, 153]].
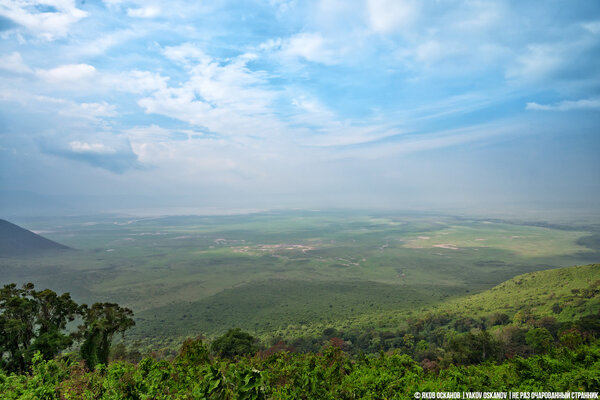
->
[[29, 288, 80, 361], [0, 283, 79, 373], [1, 283, 135, 373], [79, 302, 135, 369], [0, 283, 38, 372]]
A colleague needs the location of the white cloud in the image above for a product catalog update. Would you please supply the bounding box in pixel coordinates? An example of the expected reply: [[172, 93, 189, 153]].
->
[[526, 98, 600, 111], [36, 63, 96, 83], [301, 125, 401, 147], [121, 125, 263, 186], [127, 6, 160, 19], [261, 32, 346, 65], [113, 70, 170, 94], [0, 51, 32, 73], [414, 40, 466, 64], [124, 124, 194, 142], [269, 0, 296, 15], [137, 47, 284, 137], [69, 141, 116, 154], [42, 135, 141, 173], [73, 29, 141, 57], [282, 32, 338, 64], [452, 2, 503, 30], [5, 60, 167, 96], [366, 0, 417, 34], [337, 122, 518, 161], [163, 43, 210, 65], [0, 89, 117, 121], [61, 101, 118, 119], [291, 96, 327, 114], [506, 43, 570, 83], [288, 95, 341, 131], [0, 0, 87, 40]]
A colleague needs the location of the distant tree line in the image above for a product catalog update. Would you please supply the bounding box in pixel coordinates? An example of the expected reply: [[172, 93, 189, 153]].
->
[[0, 283, 134, 373]]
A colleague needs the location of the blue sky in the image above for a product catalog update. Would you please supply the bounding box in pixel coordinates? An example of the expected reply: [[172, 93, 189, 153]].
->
[[0, 0, 599, 214]]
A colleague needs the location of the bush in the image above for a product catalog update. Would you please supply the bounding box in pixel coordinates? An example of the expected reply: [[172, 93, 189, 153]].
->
[[212, 328, 259, 358]]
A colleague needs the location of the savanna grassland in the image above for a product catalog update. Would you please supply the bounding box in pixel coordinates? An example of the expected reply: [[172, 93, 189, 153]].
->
[[1, 210, 599, 350]]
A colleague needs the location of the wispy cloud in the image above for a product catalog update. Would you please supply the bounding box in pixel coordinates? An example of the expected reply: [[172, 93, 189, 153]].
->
[[366, 0, 418, 34], [583, 20, 600, 35], [112, 70, 170, 94], [127, 6, 160, 19], [69, 141, 117, 154], [137, 45, 284, 137], [0, 51, 32, 73], [281, 32, 339, 65], [526, 98, 600, 112], [0, 90, 117, 121]]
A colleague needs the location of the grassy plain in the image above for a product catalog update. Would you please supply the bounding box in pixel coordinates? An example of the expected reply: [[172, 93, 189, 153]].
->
[[1, 210, 599, 348]]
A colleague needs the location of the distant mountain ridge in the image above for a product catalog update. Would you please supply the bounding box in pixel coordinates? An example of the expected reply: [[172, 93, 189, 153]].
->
[[0, 219, 70, 257]]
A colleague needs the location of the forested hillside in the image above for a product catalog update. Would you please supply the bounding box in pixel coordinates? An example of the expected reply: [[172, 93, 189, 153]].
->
[[1, 264, 599, 398]]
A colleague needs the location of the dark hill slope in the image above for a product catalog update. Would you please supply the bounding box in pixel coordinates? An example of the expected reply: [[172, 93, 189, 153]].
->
[[0, 219, 70, 257]]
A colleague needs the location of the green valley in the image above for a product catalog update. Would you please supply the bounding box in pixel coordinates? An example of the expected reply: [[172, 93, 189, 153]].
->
[[2, 211, 599, 351]]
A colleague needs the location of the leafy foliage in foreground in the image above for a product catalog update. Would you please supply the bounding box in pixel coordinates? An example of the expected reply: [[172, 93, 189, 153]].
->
[[1, 336, 599, 399], [2, 264, 600, 398]]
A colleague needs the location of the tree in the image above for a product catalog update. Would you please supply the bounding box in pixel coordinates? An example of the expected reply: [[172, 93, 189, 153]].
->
[[0, 283, 79, 373], [211, 328, 258, 358], [1, 283, 135, 372], [525, 327, 554, 354], [176, 337, 210, 367], [574, 315, 600, 337], [445, 329, 501, 365], [558, 328, 583, 349], [79, 302, 135, 369], [0, 283, 38, 372], [29, 288, 80, 361]]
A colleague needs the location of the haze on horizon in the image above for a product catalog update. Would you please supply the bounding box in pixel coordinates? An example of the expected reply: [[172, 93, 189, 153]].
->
[[1, 0, 599, 217]]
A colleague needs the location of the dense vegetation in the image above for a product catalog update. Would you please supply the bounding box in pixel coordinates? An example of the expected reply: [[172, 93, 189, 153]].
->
[[264, 264, 600, 356], [1, 323, 599, 398], [0, 283, 134, 373], [1, 264, 599, 398]]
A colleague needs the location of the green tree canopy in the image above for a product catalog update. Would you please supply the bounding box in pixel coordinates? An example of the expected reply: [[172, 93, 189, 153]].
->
[[211, 328, 258, 358], [79, 302, 135, 369], [0, 283, 79, 373], [525, 327, 554, 354], [1, 283, 135, 373]]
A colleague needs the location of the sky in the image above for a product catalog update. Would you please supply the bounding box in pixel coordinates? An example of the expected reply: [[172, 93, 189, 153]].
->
[[0, 0, 599, 215]]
